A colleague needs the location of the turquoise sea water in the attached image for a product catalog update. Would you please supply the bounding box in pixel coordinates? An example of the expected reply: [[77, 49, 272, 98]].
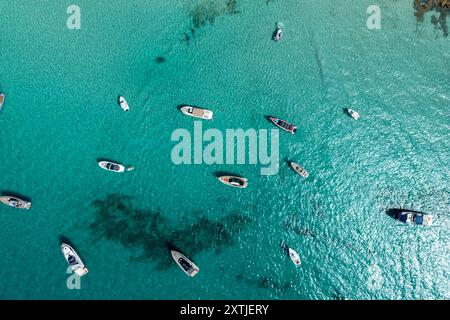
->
[[0, 0, 449, 299]]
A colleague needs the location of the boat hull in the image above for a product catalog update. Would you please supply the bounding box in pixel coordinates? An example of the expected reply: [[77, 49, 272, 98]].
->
[[218, 176, 248, 189], [98, 161, 126, 173], [393, 210, 433, 226], [347, 109, 360, 120], [269, 117, 297, 134], [119, 96, 129, 112], [180, 106, 213, 120], [288, 248, 301, 266], [61, 243, 89, 277], [0, 196, 31, 209], [290, 162, 309, 178], [0, 93, 4, 111], [171, 250, 199, 277]]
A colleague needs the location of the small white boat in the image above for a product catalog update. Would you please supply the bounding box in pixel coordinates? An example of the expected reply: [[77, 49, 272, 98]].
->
[[180, 105, 213, 120], [61, 243, 88, 277], [218, 176, 248, 189], [347, 108, 360, 120], [290, 162, 309, 178], [171, 250, 199, 277], [0, 93, 5, 111], [0, 195, 31, 209], [118, 96, 129, 112], [98, 161, 125, 173], [288, 248, 301, 266]]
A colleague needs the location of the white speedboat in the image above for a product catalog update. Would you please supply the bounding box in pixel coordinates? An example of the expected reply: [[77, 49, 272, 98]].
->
[[0, 195, 31, 209], [0, 93, 5, 111], [61, 243, 89, 277], [180, 105, 213, 120], [218, 176, 248, 189], [290, 162, 309, 178], [347, 108, 360, 120], [98, 161, 125, 173], [288, 248, 301, 266], [118, 96, 129, 112], [171, 250, 199, 277]]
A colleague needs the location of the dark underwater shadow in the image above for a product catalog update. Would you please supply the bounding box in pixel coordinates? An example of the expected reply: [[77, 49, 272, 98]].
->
[[282, 215, 317, 239], [155, 56, 166, 64], [89, 194, 252, 271], [188, 0, 240, 29], [0, 190, 31, 202]]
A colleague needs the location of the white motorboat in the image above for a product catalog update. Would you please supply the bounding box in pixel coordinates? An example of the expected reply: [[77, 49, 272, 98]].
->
[[171, 250, 199, 277], [98, 161, 126, 173], [347, 108, 360, 120], [61, 243, 89, 277], [118, 96, 129, 112], [180, 105, 213, 120], [218, 176, 248, 189], [288, 248, 301, 266], [0, 195, 31, 209], [290, 162, 309, 178]]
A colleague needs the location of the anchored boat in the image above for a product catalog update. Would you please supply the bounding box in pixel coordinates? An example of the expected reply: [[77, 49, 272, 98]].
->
[[269, 117, 297, 134], [61, 243, 89, 277], [0, 93, 4, 111], [180, 105, 213, 120], [290, 162, 309, 178], [218, 176, 248, 189], [288, 248, 301, 266], [388, 209, 433, 226], [346, 108, 360, 120], [171, 250, 199, 277], [98, 160, 126, 173], [118, 96, 129, 112], [0, 195, 31, 209], [273, 22, 284, 41]]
